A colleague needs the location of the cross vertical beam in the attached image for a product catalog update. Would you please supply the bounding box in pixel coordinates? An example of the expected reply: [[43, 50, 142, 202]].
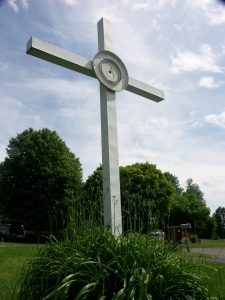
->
[[98, 18, 122, 236]]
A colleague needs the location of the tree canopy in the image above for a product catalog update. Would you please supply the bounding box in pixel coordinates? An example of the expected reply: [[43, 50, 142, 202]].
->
[[0, 128, 82, 234], [0, 128, 213, 239], [214, 207, 225, 238], [84, 165, 211, 236], [166, 175, 210, 236], [120, 163, 175, 232], [84, 162, 175, 233]]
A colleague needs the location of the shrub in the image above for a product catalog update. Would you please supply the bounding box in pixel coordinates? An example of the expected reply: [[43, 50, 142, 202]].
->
[[189, 234, 200, 243], [18, 229, 211, 300]]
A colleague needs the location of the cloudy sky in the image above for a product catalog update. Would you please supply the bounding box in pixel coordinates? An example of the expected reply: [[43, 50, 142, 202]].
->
[[0, 0, 225, 213]]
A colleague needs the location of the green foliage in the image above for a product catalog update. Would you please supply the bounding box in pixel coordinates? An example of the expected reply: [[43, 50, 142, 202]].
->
[[214, 207, 225, 239], [164, 172, 183, 196], [183, 179, 210, 235], [189, 234, 200, 243], [0, 128, 82, 235], [204, 263, 225, 300], [18, 230, 211, 300], [120, 163, 174, 232], [166, 176, 210, 237], [82, 166, 103, 226], [84, 163, 175, 233], [201, 216, 217, 239], [84, 165, 211, 236]]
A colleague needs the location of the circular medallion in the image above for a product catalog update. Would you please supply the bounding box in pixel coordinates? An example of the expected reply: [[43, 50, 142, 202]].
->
[[93, 50, 128, 92]]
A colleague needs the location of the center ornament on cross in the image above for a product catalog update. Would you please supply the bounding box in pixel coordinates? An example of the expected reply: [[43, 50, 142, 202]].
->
[[26, 17, 164, 237]]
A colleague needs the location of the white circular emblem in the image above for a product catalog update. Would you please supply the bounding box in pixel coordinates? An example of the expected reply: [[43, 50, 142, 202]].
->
[[93, 51, 128, 92]]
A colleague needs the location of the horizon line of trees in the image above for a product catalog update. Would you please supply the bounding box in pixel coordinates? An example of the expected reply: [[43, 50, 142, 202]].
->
[[0, 128, 224, 239]]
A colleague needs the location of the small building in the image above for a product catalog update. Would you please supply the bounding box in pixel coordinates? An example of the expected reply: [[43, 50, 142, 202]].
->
[[166, 226, 182, 244], [166, 223, 192, 244]]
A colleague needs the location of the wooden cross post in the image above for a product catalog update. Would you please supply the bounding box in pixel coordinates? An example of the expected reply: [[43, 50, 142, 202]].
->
[[26, 17, 164, 236]]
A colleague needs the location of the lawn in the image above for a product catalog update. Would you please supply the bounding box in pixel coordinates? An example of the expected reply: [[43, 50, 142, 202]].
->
[[189, 239, 225, 248], [0, 242, 40, 300], [187, 239, 225, 299]]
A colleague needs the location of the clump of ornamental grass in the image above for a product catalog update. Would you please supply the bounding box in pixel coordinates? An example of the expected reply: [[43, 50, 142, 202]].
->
[[17, 229, 212, 300]]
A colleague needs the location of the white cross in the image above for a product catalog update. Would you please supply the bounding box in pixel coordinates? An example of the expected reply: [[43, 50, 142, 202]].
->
[[26, 17, 164, 237]]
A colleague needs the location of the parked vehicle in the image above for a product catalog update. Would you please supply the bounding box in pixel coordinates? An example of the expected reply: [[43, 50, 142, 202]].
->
[[150, 230, 165, 239], [0, 223, 25, 242]]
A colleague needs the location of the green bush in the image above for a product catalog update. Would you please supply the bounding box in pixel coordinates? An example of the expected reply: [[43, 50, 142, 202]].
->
[[17, 229, 212, 300], [189, 234, 200, 243]]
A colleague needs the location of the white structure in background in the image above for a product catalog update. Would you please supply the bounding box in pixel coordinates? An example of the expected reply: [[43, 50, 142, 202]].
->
[[26, 18, 164, 237]]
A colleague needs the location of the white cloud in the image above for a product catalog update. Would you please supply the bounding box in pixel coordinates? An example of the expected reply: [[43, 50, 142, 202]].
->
[[21, 0, 28, 9], [131, 0, 176, 11], [91, 4, 123, 24], [0, 144, 7, 162], [187, 0, 225, 25], [7, 0, 28, 12], [198, 76, 220, 88], [204, 112, 225, 129], [221, 44, 225, 56], [138, 117, 169, 129], [7, 0, 18, 12], [26, 77, 98, 102], [61, 0, 78, 6], [151, 19, 161, 31], [131, 2, 149, 10], [171, 44, 223, 74]]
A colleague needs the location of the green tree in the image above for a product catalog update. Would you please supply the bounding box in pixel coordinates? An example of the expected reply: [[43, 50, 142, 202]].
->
[[201, 215, 217, 239], [0, 128, 82, 235], [183, 179, 210, 235], [120, 163, 175, 232], [82, 166, 103, 226], [163, 172, 184, 226], [214, 206, 225, 238], [164, 172, 183, 196], [164, 175, 210, 237], [84, 162, 175, 233]]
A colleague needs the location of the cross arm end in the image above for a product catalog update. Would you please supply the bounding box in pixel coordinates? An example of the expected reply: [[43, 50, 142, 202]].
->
[[126, 77, 164, 102], [26, 36, 96, 79]]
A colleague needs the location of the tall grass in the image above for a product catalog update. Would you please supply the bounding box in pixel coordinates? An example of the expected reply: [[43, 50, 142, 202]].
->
[[204, 263, 225, 300], [17, 229, 212, 300], [14, 191, 225, 299]]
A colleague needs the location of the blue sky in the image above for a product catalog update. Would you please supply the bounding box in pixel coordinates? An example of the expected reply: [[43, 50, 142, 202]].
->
[[0, 0, 225, 214]]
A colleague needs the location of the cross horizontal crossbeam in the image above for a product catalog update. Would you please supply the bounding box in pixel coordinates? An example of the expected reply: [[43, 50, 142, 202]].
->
[[26, 37, 164, 102]]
